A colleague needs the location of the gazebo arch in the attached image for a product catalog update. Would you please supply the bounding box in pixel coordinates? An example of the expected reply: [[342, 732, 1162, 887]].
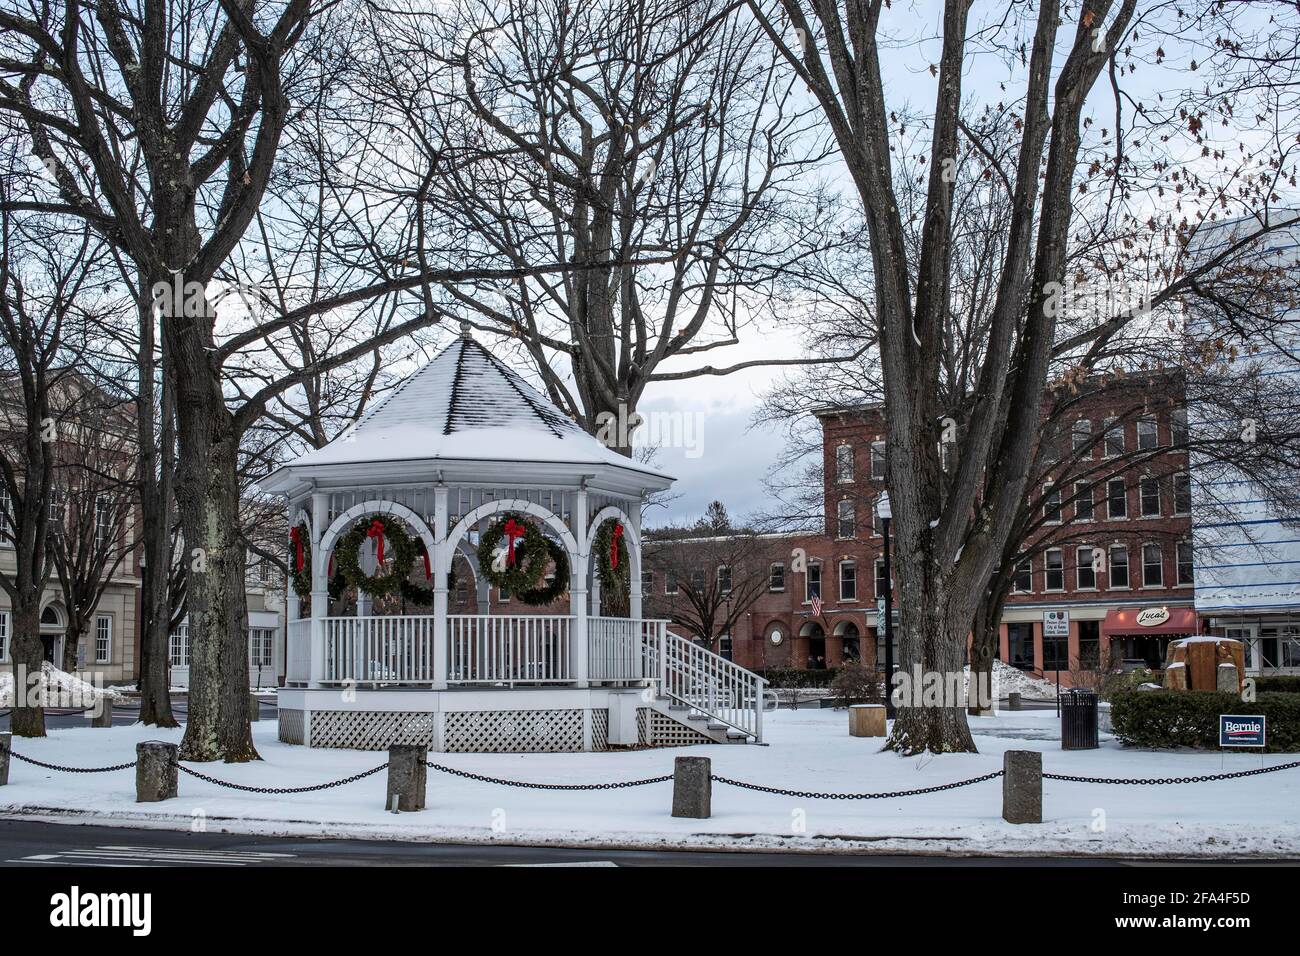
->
[[259, 330, 764, 752]]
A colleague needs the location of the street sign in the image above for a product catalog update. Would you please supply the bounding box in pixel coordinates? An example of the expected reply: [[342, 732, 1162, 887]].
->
[[1219, 714, 1266, 748], [1043, 609, 1069, 638]]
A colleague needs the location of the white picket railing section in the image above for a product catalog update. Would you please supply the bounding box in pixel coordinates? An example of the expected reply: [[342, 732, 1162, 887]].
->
[[588, 616, 645, 681], [644, 625, 766, 742], [325, 615, 438, 683], [286, 619, 312, 683], [448, 614, 573, 684]]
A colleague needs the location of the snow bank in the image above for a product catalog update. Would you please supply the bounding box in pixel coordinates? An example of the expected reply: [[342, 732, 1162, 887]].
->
[[0, 662, 125, 708], [965, 660, 1063, 701]]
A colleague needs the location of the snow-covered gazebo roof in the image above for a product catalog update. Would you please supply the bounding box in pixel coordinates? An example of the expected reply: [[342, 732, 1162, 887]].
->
[[261, 333, 672, 496]]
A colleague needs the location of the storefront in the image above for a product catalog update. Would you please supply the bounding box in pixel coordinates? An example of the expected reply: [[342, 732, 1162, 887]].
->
[[1101, 605, 1198, 669]]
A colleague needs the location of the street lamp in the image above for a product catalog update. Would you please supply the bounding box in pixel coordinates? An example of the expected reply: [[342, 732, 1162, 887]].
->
[[876, 491, 896, 719]]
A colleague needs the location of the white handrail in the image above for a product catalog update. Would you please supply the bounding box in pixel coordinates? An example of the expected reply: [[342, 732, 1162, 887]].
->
[[588, 616, 643, 681], [642, 622, 766, 743], [447, 614, 573, 684]]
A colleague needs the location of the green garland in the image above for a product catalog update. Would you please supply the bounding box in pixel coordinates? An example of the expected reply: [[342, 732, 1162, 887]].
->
[[592, 517, 630, 596], [334, 513, 417, 598], [477, 512, 549, 593], [289, 521, 312, 597], [517, 538, 570, 607]]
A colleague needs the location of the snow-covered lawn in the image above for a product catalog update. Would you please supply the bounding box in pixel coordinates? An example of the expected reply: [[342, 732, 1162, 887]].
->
[[2, 708, 1297, 858]]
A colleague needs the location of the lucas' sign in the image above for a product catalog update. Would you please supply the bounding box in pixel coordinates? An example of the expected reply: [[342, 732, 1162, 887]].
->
[[1219, 715, 1266, 748], [1136, 606, 1170, 627]]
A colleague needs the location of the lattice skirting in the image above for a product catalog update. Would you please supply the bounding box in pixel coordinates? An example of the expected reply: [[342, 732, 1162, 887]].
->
[[443, 709, 587, 753], [278, 708, 305, 745], [310, 710, 437, 750], [645, 710, 713, 748], [590, 709, 609, 752]]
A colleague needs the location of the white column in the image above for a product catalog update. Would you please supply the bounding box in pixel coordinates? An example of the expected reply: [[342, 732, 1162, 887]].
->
[[309, 490, 329, 686], [629, 500, 643, 622], [572, 489, 589, 688], [432, 486, 449, 689]]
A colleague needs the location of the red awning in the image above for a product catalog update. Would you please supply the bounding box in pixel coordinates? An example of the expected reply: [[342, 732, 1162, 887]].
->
[[1101, 606, 1198, 637]]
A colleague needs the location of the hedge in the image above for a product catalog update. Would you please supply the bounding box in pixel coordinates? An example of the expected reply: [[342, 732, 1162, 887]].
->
[[756, 667, 841, 689], [1110, 690, 1300, 752], [1254, 675, 1300, 695]]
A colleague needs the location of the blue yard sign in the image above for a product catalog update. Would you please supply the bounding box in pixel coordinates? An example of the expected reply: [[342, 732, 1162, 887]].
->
[[1219, 715, 1266, 748]]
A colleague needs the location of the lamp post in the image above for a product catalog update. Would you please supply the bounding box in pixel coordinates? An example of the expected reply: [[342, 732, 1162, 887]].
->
[[876, 491, 896, 719]]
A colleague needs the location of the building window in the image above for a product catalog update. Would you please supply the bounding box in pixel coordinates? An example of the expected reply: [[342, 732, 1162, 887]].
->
[[837, 498, 855, 539], [1076, 546, 1097, 590], [47, 486, 64, 535], [95, 614, 112, 663], [1142, 544, 1164, 587], [498, 585, 511, 603], [1008, 622, 1035, 670], [249, 628, 274, 668], [0, 610, 8, 662], [1107, 479, 1127, 519], [769, 563, 785, 592], [1139, 477, 1161, 517], [1044, 549, 1064, 591], [870, 441, 886, 479], [665, 570, 678, 595], [1137, 417, 1159, 450], [1109, 546, 1129, 588], [1078, 620, 1101, 670], [1072, 419, 1093, 452], [1177, 541, 1194, 586], [1173, 473, 1191, 515], [806, 563, 822, 601], [169, 626, 189, 667], [454, 571, 469, 606], [717, 565, 732, 594], [1103, 417, 1124, 457], [874, 558, 887, 597], [0, 484, 11, 544], [839, 561, 857, 601], [1013, 560, 1032, 593], [1043, 629, 1069, 672], [1075, 482, 1094, 521], [1171, 407, 1188, 446], [641, 570, 654, 594], [94, 494, 113, 549], [836, 444, 854, 483], [688, 569, 706, 593], [1043, 485, 1062, 523], [871, 496, 882, 535]]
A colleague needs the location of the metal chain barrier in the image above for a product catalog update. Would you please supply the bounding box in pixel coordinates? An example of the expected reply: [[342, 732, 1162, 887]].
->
[[428, 762, 673, 791], [709, 769, 1005, 800], [1043, 759, 1300, 785], [0, 743, 135, 774], [177, 762, 386, 794]]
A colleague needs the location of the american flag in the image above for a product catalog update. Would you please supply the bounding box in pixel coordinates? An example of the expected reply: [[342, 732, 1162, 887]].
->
[[810, 594, 823, 617]]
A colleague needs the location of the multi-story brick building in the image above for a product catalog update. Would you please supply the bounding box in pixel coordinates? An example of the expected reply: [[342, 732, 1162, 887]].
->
[[645, 370, 1198, 683]]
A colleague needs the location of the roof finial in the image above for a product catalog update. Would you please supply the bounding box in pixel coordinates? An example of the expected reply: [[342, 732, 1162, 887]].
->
[[459, 319, 473, 340]]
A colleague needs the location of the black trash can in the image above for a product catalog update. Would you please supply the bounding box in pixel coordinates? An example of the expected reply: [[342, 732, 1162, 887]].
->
[[1060, 689, 1099, 750]]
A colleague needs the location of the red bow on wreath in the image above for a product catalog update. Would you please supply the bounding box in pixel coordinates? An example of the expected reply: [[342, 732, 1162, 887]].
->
[[289, 526, 304, 573], [418, 541, 431, 580], [610, 522, 624, 570], [503, 518, 525, 567], [367, 519, 387, 565]]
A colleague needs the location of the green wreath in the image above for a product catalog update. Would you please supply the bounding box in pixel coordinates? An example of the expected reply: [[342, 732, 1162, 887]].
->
[[477, 512, 549, 593], [334, 513, 417, 598], [289, 521, 312, 597], [517, 538, 570, 607], [400, 548, 458, 608], [592, 517, 631, 596]]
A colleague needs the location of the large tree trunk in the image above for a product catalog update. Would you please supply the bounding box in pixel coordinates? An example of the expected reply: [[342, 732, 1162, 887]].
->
[[8, 602, 45, 737], [60, 616, 85, 674], [967, 596, 1001, 716], [885, 600, 977, 755]]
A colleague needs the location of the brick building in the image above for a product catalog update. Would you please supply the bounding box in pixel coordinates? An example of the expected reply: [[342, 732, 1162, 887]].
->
[[645, 370, 1198, 683]]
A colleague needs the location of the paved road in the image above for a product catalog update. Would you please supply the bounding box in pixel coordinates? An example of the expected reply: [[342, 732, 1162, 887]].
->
[[0, 819, 1145, 866]]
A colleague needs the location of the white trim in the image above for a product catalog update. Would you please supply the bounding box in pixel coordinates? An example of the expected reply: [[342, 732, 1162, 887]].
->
[[319, 499, 438, 567], [95, 613, 112, 664]]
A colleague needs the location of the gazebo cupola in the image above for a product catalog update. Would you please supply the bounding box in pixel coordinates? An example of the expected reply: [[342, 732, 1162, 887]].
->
[[260, 329, 765, 752]]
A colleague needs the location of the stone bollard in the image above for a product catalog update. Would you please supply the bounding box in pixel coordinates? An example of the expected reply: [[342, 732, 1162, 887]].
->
[[136, 741, 178, 803], [0, 732, 10, 786], [89, 699, 114, 728], [1002, 750, 1042, 824], [386, 744, 428, 812], [249, 695, 261, 722], [1008, 692, 1022, 711], [671, 755, 711, 819], [849, 704, 886, 737]]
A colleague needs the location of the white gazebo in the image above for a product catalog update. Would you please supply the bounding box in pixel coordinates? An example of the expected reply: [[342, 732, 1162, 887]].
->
[[261, 330, 765, 751]]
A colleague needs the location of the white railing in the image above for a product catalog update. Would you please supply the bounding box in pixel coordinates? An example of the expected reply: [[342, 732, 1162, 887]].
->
[[588, 616, 645, 681], [325, 615, 438, 684], [448, 614, 573, 684], [286, 619, 312, 683], [645, 625, 766, 742]]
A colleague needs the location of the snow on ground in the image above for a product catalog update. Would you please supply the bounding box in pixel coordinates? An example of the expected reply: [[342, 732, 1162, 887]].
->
[[1, 707, 1297, 858], [0, 663, 125, 708]]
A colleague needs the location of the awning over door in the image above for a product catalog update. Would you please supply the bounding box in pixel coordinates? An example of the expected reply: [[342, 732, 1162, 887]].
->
[[1102, 606, 1198, 636]]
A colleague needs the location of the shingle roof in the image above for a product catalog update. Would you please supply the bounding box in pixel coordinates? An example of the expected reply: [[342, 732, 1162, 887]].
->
[[284, 335, 669, 479]]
